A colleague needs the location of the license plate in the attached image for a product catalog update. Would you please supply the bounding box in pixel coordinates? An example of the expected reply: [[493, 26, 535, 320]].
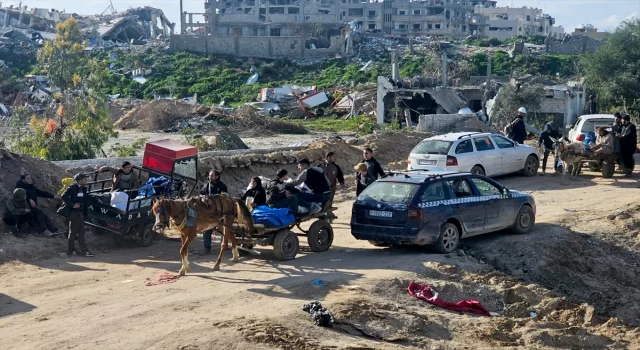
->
[[419, 160, 436, 165], [369, 210, 393, 218]]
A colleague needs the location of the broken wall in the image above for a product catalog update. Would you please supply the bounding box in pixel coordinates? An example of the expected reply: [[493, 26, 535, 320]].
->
[[416, 114, 495, 134], [170, 34, 343, 59], [546, 36, 603, 55]]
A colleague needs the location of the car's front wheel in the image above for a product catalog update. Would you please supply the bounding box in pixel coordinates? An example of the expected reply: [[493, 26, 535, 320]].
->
[[512, 205, 535, 234], [434, 222, 460, 253], [522, 155, 539, 176]]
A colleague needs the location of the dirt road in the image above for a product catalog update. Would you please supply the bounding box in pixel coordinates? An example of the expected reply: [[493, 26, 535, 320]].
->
[[2, 171, 640, 350]]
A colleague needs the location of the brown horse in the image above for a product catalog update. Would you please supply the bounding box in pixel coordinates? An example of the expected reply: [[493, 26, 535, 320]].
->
[[152, 194, 254, 275]]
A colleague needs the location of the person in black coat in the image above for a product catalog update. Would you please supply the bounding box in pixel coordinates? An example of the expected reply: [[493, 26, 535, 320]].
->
[[242, 177, 267, 208], [507, 107, 527, 144], [360, 148, 386, 180], [58, 173, 94, 257], [620, 115, 637, 176], [355, 163, 375, 196], [537, 123, 562, 175], [15, 174, 59, 235], [200, 169, 229, 255]]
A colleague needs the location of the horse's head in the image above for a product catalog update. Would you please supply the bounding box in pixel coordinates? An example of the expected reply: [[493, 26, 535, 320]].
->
[[152, 198, 170, 234]]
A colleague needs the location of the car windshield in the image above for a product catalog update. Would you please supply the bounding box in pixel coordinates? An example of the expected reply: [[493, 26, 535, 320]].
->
[[357, 182, 419, 205], [581, 119, 613, 133], [412, 140, 453, 155]]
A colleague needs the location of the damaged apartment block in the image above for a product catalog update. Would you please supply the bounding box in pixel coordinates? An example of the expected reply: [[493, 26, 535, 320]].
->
[[173, 0, 354, 59]]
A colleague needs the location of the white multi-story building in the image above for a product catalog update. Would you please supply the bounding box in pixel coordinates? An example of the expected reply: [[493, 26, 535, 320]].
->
[[474, 6, 563, 41]]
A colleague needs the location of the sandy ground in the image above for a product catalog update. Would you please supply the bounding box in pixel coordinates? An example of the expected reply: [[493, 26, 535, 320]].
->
[[2, 168, 640, 349]]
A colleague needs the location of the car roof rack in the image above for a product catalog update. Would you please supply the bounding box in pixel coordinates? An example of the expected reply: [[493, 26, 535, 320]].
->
[[457, 132, 483, 140]]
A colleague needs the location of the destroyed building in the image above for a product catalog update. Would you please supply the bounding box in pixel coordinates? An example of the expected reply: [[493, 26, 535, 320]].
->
[[0, 3, 174, 44], [172, 0, 508, 59]]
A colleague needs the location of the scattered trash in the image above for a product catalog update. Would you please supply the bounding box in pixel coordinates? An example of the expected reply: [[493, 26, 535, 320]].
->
[[313, 279, 328, 286], [302, 301, 334, 327], [345, 249, 355, 253], [489, 312, 501, 317], [564, 209, 578, 212], [346, 285, 362, 291], [246, 73, 259, 85], [530, 312, 537, 317], [301, 91, 329, 108], [121, 280, 135, 283], [407, 281, 491, 317], [145, 273, 180, 286]]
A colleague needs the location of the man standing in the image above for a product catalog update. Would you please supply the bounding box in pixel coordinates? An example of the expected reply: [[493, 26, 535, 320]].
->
[[537, 123, 562, 175], [59, 173, 94, 257], [360, 148, 386, 181], [3, 188, 32, 238], [200, 169, 228, 255], [15, 174, 59, 236], [620, 115, 637, 177], [506, 107, 527, 144], [317, 152, 345, 207], [588, 95, 597, 114], [289, 159, 331, 214]]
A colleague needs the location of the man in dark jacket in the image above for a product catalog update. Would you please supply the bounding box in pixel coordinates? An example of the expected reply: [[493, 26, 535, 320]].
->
[[59, 173, 94, 257], [537, 123, 562, 175], [588, 95, 597, 114], [290, 159, 331, 214], [200, 169, 228, 196], [15, 174, 59, 236], [266, 169, 300, 213], [620, 115, 637, 177], [317, 152, 345, 208], [3, 188, 32, 238], [507, 107, 527, 144], [360, 148, 386, 180], [199, 169, 229, 255]]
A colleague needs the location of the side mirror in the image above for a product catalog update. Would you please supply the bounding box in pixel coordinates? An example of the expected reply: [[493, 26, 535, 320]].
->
[[565, 125, 572, 129], [502, 188, 510, 198]]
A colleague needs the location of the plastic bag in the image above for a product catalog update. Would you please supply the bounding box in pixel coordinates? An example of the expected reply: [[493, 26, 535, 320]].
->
[[111, 192, 129, 211]]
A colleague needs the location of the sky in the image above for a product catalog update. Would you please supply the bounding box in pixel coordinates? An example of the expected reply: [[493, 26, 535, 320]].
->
[[2, 0, 639, 33]]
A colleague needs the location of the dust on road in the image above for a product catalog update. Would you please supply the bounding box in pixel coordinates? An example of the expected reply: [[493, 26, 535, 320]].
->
[[1, 170, 640, 350]]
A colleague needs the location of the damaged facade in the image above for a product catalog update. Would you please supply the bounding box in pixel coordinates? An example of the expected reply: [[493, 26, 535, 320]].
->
[[475, 6, 562, 41], [0, 3, 174, 44]]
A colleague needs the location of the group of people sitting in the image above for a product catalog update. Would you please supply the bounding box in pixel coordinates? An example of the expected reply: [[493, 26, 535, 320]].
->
[[3, 174, 61, 238], [197, 149, 387, 255]]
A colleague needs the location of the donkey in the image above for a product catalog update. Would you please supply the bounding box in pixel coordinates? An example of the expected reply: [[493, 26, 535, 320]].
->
[[152, 194, 254, 275], [554, 138, 586, 185]]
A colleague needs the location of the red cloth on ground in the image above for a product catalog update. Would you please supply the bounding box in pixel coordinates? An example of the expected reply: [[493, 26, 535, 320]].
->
[[407, 281, 491, 317], [145, 273, 180, 286]]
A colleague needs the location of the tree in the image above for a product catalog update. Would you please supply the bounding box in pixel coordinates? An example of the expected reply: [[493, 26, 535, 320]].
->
[[12, 18, 117, 160], [582, 19, 640, 115], [37, 18, 85, 91], [490, 84, 545, 128]]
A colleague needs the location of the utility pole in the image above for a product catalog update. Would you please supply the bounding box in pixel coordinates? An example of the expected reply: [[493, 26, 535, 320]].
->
[[441, 52, 447, 88]]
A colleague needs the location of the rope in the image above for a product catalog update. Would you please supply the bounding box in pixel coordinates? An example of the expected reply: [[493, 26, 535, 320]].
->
[[170, 202, 189, 230]]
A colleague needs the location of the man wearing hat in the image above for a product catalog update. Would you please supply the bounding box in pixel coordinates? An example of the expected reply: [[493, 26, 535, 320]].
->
[[58, 173, 95, 257], [620, 114, 637, 177], [506, 107, 527, 144]]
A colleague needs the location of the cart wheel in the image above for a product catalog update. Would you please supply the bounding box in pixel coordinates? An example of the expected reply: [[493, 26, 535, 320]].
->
[[273, 230, 299, 260], [136, 223, 156, 247], [307, 220, 333, 252]]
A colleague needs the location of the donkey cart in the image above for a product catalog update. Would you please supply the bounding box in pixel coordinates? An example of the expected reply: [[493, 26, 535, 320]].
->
[[232, 209, 336, 261]]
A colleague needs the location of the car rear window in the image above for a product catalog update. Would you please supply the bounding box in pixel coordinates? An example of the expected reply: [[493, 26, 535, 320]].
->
[[411, 140, 453, 155], [357, 182, 419, 205], [581, 119, 613, 133]]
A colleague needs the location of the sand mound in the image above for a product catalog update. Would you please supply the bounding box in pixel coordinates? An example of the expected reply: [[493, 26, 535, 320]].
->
[[114, 100, 194, 131]]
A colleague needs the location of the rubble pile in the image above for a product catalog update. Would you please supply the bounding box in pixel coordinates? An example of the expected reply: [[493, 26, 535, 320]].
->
[[114, 99, 194, 131], [0, 148, 70, 232]]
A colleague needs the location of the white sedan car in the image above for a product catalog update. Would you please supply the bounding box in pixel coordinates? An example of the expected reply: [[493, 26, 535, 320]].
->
[[407, 132, 540, 177]]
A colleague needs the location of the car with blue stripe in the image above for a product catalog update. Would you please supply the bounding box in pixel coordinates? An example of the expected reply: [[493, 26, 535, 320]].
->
[[350, 171, 536, 253]]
